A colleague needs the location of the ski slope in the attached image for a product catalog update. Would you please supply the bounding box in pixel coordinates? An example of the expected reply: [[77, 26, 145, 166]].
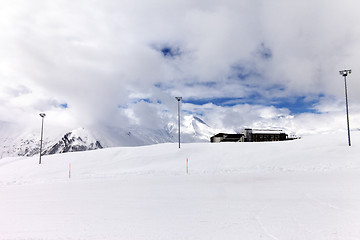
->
[[1, 131, 360, 239]]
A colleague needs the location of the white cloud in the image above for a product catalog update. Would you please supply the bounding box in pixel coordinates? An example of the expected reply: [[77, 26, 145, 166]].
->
[[0, 0, 359, 137]]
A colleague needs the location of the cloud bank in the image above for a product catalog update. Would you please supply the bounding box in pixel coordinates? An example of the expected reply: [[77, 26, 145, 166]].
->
[[1, 0, 359, 137]]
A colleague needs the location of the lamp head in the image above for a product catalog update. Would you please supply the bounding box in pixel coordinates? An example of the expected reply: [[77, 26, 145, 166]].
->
[[39, 113, 46, 118], [175, 97, 182, 101], [339, 69, 351, 77]]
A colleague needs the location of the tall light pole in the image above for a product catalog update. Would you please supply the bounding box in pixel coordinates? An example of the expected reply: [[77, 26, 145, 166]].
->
[[339, 69, 351, 146], [175, 97, 182, 148], [39, 113, 46, 164]]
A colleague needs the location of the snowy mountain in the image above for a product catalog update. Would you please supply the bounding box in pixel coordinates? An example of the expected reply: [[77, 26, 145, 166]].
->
[[90, 115, 215, 148], [0, 133, 42, 158], [0, 121, 50, 158], [42, 128, 103, 155], [0, 128, 102, 158], [182, 115, 217, 141], [0, 115, 217, 158]]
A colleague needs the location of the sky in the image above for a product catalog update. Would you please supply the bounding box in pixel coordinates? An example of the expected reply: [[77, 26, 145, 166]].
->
[[1, 0, 360, 137]]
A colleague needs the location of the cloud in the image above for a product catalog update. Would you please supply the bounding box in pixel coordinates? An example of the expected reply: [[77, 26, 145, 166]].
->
[[0, 0, 359, 137]]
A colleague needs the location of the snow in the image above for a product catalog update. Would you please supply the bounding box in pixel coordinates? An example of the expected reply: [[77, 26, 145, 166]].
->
[[1, 131, 360, 239]]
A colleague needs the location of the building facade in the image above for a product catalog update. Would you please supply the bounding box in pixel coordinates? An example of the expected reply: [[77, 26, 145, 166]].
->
[[210, 129, 289, 143]]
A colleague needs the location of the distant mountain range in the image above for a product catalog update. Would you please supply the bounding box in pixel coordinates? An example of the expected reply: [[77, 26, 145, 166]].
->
[[0, 116, 221, 158]]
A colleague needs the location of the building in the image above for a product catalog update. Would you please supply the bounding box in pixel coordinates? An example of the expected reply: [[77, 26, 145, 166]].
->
[[210, 133, 244, 143], [210, 129, 289, 143]]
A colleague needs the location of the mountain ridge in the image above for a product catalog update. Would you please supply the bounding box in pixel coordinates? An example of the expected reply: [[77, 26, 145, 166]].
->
[[0, 115, 217, 158]]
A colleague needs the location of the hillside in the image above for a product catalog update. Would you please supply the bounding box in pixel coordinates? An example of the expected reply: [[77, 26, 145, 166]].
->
[[0, 131, 359, 239]]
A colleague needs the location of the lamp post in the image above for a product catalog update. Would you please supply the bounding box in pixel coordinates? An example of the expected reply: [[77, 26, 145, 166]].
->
[[339, 69, 351, 146], [39, 113, 46, 164], [175, 97, 182, 148]]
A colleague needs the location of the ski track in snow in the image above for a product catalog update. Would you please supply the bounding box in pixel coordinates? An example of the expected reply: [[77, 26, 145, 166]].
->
[[255, 216, 280, 240]]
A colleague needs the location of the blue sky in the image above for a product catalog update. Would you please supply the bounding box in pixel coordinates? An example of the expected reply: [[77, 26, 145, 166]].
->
[[0, 0, 359, 135], [183, 95, 322, 114]]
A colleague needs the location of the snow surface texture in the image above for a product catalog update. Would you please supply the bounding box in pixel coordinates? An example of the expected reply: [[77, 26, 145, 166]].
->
[[0, 131, 360, 239]]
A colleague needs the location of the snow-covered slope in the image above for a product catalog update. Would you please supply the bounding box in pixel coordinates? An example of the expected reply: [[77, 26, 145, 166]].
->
[[1, 131, 359, 182], [0, 131, 359, 239]]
